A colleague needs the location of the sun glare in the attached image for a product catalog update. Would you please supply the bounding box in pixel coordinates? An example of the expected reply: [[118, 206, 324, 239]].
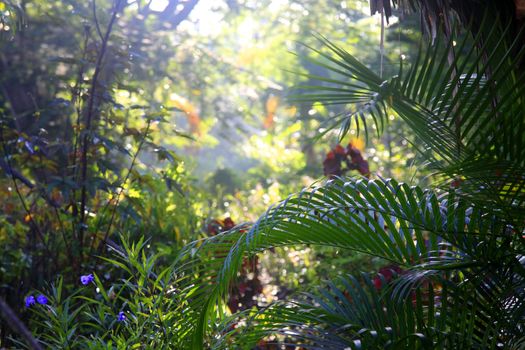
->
[[149, 0, 169, 12]]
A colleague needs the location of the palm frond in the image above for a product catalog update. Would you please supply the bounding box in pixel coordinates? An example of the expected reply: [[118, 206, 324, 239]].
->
[[292, 16, 525, 215], [213, 271, 524, 349], [179, 14, 525, 349], [181, 175, 524, 348]]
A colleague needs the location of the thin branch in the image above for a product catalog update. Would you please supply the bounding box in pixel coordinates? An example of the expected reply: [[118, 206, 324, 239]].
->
[[79, 0, 122, 257], [140, 0, 154, 16], [70, 24, 91, 223], [91, 120, 152, 257], [0, 157, 34, 188], [379, 0, 385, 78], [158, 0, 198, 30], [171, 0, 198, 28], [0, 298, 43, 350], [92, 0, 104, 42]]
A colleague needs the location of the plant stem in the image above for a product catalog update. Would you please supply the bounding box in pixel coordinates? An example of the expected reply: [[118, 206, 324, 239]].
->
[[92, 120, 152, 257], [79, 0, 122, 260], [0, 298, 43, 350]]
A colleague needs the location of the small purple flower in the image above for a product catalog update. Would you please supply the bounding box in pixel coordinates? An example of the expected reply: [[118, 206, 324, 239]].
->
[[117, 311, 126, 322], [36, 294, 48, 305], [25, 295, 35, 308], [80, 274, 95, 285]]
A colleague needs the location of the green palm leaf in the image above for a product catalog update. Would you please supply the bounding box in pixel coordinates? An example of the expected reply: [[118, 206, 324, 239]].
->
[[178, 15, 525, 349], [212, 270, 524, 349], [292, 16, 525, 216], [181, 177, 517, 344]]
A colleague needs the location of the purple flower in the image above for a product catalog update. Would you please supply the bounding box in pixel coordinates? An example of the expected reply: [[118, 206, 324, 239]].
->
[[25, 295, 35, 308], [80, 274, 95, 285], [117, 311, 126, 322], [36, 294, 48, 305]]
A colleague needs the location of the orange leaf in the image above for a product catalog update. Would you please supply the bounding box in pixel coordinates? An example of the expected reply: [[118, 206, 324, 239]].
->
[[263, 95, 279, 129]]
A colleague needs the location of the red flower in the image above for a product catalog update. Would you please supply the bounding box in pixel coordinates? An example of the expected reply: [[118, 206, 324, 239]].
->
[[223, 217, 235, 230], [323, 143, 370, 177], [347, 143, 370, 177], [373, 276, 382, 290], [323, 151, 343, 177], [334, 144, 346, 155], [373, 265, 404, 290]]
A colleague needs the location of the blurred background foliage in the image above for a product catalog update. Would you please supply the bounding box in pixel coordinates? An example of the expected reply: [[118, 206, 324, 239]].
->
[[0, 0, 426, 345]]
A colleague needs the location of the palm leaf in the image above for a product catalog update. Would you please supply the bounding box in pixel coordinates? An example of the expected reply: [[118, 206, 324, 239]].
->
[[181, 15, 525, 349], [213, 271, 523, 349], [291, 16, 525, 216]]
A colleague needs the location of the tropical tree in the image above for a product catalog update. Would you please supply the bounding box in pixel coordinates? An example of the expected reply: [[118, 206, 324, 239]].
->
[[176, 8, 525, 349]]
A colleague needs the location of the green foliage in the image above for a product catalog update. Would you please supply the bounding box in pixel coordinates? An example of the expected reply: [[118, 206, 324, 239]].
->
[[176, 13, 525, 350], [5, 0, 524, 349], [0, 1, 206, 344], [23, 237, 199, 349]]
